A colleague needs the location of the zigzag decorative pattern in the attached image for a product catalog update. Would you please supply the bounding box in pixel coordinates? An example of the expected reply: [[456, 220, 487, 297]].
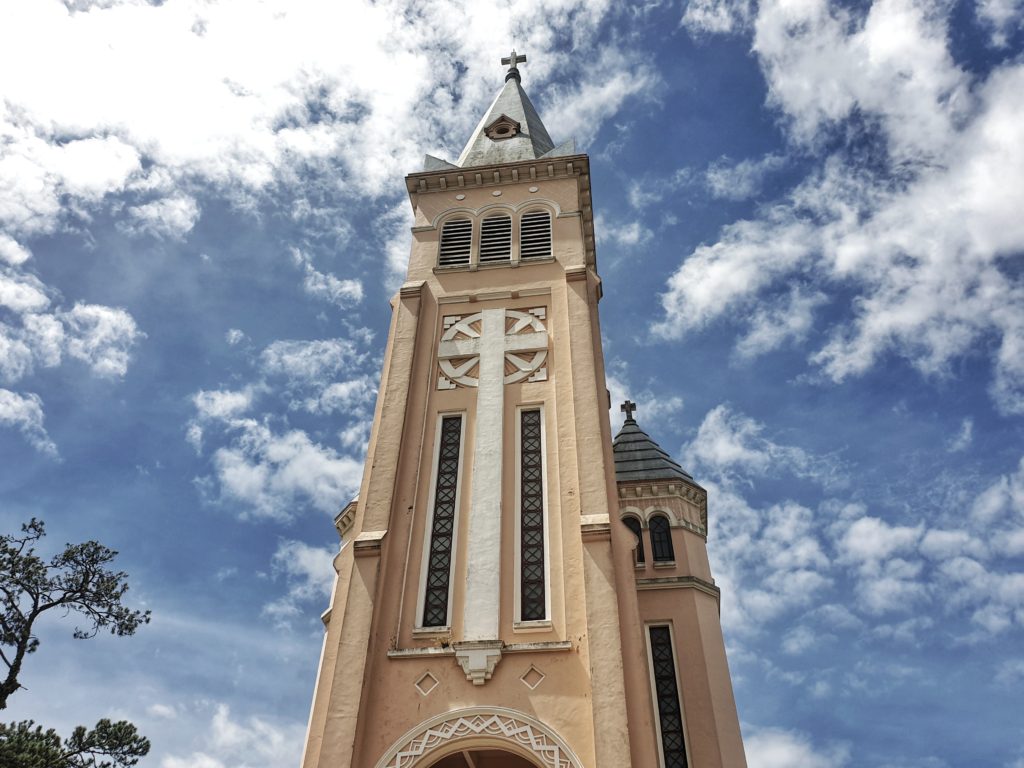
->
[[384, 712, 577, 768]]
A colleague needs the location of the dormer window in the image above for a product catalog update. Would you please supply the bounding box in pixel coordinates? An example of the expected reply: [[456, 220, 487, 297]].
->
[[484, 114, 521, 141]]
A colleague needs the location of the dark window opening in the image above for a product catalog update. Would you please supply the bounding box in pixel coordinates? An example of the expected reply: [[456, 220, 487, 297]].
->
[[650, 625, 688, 768], [520, 409, 546, 621], [422, 415, 462, 627], [650, 515, 675, 562], [623, 516, 645, 565]]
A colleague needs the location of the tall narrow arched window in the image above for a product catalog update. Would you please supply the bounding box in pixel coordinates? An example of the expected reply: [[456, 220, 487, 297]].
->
[[649, 514, 675, 562], [479, 214, 512, 263], [519, 210, 552, 260], [438, 218, 472, 267], [421, 415, 464, 627], [519, 408, 546, 621], [623, 516, 645, 565]]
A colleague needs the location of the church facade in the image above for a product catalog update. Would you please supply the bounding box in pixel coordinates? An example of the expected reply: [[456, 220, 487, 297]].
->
[[300, 55, 747, 768]]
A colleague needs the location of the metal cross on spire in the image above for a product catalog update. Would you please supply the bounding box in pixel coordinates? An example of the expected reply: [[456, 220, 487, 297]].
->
[[621, 400, 637, 422], [501, 49, 527, 82]]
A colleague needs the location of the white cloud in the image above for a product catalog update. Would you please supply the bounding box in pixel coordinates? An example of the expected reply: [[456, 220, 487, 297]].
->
[[0, 0, 643, 249], [596, 216, 653, 248], [656, 0, 1024, 414], [0, 388, 58, 457], [160, 703, 305, 768], [745, 726, 850, 768], [225, 328, 246, 346], [60, 302, 144, 377], [0, 235, 31, 266], [734, 287, 826, 360], [684, 404, 841, 486], [604, 362, 684, 430], [263, 539, 336, 625], [971, 457, 1024, 524], [705, 153, 785, 200], [147, 703, 178, 720], [0, 269, 51, 313], [381, 199, 416, 284], [681, 0, 754, 36], [193, 388, 255, 421], [976, 0, 1024, 46], [543, 46, 659, 149], [781, 625, 819, 655], [835, 516, 923, 569], [291, 248, 363, 308], [125, 194, 200, 239], [259, 338, 361, 389], [947, 418, 974, 452], [304, 376, 377, 415], [207, 420, 362, 521]]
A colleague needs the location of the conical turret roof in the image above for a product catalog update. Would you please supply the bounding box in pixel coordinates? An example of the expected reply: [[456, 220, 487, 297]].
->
[[456, 77, 556, 167], [422, 55, 577, 172], [612, 415, 695, 484]]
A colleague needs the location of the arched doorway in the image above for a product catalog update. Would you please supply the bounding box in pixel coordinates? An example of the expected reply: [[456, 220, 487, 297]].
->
[[373, 707, 584, 768], [427, 749, 541, 767]]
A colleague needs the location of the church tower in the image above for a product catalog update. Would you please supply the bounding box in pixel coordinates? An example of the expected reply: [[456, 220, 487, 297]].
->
[[301, 54, 747, 768]]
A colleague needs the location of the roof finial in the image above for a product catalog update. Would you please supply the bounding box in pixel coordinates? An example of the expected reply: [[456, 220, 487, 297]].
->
[[620, 400, 637, 423], [501, 49, 527, 83]]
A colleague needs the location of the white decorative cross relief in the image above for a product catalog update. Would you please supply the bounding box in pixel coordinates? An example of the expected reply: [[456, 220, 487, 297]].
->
[[437, 308, 548, 390], [434, 307, 549, 683]]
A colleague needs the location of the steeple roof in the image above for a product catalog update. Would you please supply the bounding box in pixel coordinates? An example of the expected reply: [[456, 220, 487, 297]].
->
[[612, 413, 696, 485], [423, 52, 576, 171]]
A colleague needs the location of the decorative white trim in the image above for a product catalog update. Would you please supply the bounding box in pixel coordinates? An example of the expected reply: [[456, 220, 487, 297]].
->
[[514, 404, 551, 625], [428, 199, 562, 231], [644, 623, 693, 768], [453, 640, 503, 685], [373, 706, 585, 768], [437, 310, 547, 390], [415, 412, 466, 630]]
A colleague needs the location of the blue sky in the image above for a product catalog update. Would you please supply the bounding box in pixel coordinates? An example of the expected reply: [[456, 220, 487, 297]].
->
[[2, 0, 1023, 765]]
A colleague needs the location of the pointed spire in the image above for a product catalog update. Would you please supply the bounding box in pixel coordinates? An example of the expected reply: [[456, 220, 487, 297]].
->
[[612, 402, 696, 484], [450, 51, 576, 169]]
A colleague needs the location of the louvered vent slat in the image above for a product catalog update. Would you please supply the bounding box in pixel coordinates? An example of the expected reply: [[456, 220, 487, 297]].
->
[[438, 219, 472, 267], [520, 211, 552, 260], [479, 215, 512, 263]]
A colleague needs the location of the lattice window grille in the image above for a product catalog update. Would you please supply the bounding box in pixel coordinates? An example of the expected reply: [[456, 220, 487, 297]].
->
[[422, 415, 463, 627], [520, 409, 546, 621], [479, 215, 512, 263], [650, 514, 675, 562], [649, 626, 689, 768], [623, 517, 646, 565], [439, 219, 472, 267], [520, 210, 552, 260]]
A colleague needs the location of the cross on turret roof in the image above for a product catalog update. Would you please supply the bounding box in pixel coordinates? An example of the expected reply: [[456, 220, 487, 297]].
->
[[620, 400, 637, 422], [501, 49, 527, 82]]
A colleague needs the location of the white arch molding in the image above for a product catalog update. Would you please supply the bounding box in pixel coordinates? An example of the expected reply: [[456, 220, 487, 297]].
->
[[373, 706, 586, 768]]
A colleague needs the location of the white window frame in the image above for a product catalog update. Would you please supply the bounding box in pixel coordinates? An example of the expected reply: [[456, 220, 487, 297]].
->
[[644, 622, 692, 768], [513, 403, 552, 631], [414, 411, 467, 632]]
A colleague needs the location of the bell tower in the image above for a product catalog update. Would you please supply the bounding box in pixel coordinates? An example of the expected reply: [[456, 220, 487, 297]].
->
[[300, 54, 747, 768]]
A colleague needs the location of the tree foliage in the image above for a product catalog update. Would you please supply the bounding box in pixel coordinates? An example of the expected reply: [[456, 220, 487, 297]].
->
[[0, 519, 151, 709], [0, 718, 149, 768]]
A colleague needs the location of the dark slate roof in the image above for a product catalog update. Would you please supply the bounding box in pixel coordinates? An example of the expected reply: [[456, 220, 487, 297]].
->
[[612, 418, 695, 484]]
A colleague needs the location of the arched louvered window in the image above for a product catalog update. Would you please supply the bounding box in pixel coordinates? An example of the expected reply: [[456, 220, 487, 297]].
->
[[438, 218, 472, 267], [623, 516, 645, 565], [649, 514, 675, 562], [520, 210, 552, 260], [479, 214, 512, 263]]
